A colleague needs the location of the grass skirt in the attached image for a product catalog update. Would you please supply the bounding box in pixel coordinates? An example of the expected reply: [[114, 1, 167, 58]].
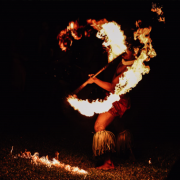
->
[[116, 129, 132, 154], [92, 130, 116, 156]]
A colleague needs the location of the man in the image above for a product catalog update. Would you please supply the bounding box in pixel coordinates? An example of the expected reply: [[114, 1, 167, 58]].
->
[[87, 48, 136, 170]]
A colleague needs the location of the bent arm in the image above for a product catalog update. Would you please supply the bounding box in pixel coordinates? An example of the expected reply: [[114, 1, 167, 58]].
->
[[92, 77, 115, 93], [87, 73, 123, 93]]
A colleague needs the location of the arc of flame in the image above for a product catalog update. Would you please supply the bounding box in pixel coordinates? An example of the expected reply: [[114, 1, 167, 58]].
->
[[57, 18, 127, 62], [67, 20, 156, 117]]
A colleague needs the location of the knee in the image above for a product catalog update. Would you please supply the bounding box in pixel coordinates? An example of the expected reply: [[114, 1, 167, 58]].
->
[[94, 124, 105, 132]]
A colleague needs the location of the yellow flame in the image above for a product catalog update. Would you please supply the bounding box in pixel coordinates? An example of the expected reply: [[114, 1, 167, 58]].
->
[[96, 21, 127, 62], [67, 20, 156, 117], [87, 19, 127, 63], [13, 151, 88, 175], [68, 93, 120, 116]]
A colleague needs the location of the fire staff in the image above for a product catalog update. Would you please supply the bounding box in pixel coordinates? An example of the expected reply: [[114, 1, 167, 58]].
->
[[87, 48, 136, 170]]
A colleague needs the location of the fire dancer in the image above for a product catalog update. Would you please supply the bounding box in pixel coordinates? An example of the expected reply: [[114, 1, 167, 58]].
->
[[87, 48, 136, 170]]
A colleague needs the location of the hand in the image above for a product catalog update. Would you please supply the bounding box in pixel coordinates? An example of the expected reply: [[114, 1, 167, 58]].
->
[[87, 74, 96, 84], [72, 94, 77, 98]]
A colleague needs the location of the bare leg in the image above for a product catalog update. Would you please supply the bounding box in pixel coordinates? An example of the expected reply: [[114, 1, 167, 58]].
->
[[94, 111, 115, 132], [94, 111, 115, 170]]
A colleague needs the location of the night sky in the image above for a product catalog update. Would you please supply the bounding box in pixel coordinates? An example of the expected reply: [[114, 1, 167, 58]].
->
[[1, 1, 179, 141]]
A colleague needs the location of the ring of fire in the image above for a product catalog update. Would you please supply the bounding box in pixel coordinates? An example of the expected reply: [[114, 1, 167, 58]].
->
[[57, 18, 157, 117]]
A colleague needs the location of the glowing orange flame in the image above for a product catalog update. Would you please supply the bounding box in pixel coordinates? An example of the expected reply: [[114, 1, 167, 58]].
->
[[57, 20, 82, 52], [158, 17, 165, 22], [151, 3, 165, 23], [67, 20, 156, 117], [135, 20, 142, 28], [13, 149, 88, 175], [57, 19, 127, 62], [87, 18, 108, 31]]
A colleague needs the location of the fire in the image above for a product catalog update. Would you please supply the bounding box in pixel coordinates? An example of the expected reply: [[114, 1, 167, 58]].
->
[[57, 20, 83, 52], [57, 18, 127, 62], [151, 3, 165, 23], [67, 20, 156, 117], [87, 18, 108, 31], [68, 93, 120, 116], [12, 148, 88, 175], [57, 6, 163, 117], [95, 21, 127, 62], [87, 19, 127, 62]]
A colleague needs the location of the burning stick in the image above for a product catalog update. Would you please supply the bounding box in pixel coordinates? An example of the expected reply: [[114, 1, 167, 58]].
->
[[73, 62, 112, 94]]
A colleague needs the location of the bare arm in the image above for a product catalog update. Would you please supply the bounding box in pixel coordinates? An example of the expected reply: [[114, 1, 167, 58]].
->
[[87, 75, 121, 93], [93, 77, 114, 93], [89, 70, 125, 93]]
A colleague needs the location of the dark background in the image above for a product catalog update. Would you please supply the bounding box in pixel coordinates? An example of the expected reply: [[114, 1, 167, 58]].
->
[[0, 1, 179, 146]]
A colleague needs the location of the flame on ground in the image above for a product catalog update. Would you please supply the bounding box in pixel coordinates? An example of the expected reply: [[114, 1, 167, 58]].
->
[[12, 148, 88, 175], [67, 20, 156, 117]]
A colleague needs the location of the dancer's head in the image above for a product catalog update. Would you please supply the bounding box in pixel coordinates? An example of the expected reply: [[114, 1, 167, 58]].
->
[[122, 48, 135, 60]]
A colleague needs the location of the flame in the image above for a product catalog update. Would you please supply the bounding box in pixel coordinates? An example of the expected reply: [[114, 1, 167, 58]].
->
[[13, 150, 88, 175], [87, 18, 108, 31], [68, 21, 82, 40], [57, 20, 82, 52], [86, 19, 127, 62], [67, 20, 156, 117], [158, 17, 165, 22], [96, 21, 127, 62], [68, 94, 120, 116], [151, 3, 165, 23], [57, 19, 127, 62]]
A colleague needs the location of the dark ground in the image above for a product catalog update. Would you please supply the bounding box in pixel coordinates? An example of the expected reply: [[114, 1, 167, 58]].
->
[[0, 1, 180, 179]]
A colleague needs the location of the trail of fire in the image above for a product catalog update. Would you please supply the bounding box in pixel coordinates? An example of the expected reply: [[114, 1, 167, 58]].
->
[[11, 147, 88, 175], [67, 20, 156, 117]]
